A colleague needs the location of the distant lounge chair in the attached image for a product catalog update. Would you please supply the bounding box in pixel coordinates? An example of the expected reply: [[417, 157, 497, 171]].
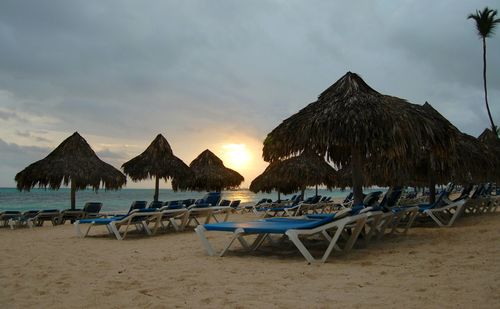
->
[[58, 202, 103, 224], [8, 209, 61, 229], [195, 208, 367, 263], [74, 208, 162, 240], [148, 201, 164, 209], [229, 200, 241, 209], [184, 192, 231, 227], [155, 204, 189, 232], [0, 211, 22, 227]]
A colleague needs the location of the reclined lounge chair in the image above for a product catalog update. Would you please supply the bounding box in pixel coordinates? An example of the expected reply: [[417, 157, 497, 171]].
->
[[58, 202, 103, 224], [0, 211, 22, 227], [8, 209, 61, 229], [74, 208, 162, 240], [195, 208, 368, 264]]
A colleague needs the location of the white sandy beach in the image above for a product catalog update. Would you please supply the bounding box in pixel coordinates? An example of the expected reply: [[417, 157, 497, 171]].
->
[[1, 210, 499, 309]]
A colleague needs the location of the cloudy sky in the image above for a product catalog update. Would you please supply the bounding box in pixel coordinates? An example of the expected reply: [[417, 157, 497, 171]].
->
[[0, 0, 499, 188]]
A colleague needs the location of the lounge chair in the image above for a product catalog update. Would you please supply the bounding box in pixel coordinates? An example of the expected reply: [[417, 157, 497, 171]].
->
[[423, 199, 469, 227], [229, 200, 241, 209], [185, 192, 230, 227], [8, 209, 61, 229], [148, 201, 164, 209], [195, 208, 367, 264], [58, 202, 103, 224], [74, 208, 162, 240], [243, 198, 272, 213], [0, 211, 22, 227], [155, 204, 189, 232]]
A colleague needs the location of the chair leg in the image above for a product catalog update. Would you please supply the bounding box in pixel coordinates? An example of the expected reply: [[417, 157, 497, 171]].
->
[[109, 222, 123, 240], [195, 225, 216, 256], [343, 217, 367, 253], [286, 231, 316, 264]]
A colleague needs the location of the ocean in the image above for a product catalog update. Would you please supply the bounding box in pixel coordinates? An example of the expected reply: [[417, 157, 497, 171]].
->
[[0, 187, 386, 212]]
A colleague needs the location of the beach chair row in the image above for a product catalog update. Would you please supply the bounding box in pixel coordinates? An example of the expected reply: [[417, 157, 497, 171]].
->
[[74, 193, 241, 240], [195, 184, 498, 263]]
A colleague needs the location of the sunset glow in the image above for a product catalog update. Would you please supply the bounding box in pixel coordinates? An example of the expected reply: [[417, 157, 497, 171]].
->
[[221, 144, 251, 170]]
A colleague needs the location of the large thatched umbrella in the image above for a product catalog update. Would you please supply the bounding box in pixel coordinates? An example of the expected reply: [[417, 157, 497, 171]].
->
[[122, 134, 192, 202], [250, 150, 337, 199], [15, 132, 126, 209], [263, 72, 457, 205], [173, 149, 244, 192]]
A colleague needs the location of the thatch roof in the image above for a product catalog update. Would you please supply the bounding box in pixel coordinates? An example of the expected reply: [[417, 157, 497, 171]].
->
[[478, 128, 500, 181], [249, 150, 337, 195], [263, 72, 457, 169], [122, 134, 192, 182], [412, 102, 494, 184], [172, 149, 244, 192], [15, 132, 126, 191], [262, 73, 459, 196], [478, 128, 500, 146]]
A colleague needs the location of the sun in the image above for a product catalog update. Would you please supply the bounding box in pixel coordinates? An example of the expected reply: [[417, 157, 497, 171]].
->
[[221, 144, 251, 170]]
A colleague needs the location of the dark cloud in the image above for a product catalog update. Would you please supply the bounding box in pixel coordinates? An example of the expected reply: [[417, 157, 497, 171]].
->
[[0, 0, 499, 186], [15, 130, 51, 143]]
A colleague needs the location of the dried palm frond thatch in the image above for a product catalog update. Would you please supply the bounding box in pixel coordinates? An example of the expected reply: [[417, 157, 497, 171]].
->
[[172, 149, 244, 192], [478, 128, 500, 181], [15, 132, 126, 209], [122, 134, 193, 201], [263, 72, 458, 204], [412, 102, 494, 193], [249, 150, 337, 196]]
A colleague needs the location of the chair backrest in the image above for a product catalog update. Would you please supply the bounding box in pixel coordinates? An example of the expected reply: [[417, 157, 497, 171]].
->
[[83, 202, 103, 213], [164, 200, 183, 209], [483, 183, 492, 196], [304, 195, 321, 204], [23, 210, 40, 218], [255, 198, 268, 206], [343, 192, 353, 203], [432, 190, 449, 207], [363, 191, 383, 207], [453, 185, 473, 202], [148, 201, 164, 209], [218, 199, 231, 206], [199, 192, 221, 206], [230, 200, 241, 208], [128, 201, 147, 213], [379, 187, 402, 209]]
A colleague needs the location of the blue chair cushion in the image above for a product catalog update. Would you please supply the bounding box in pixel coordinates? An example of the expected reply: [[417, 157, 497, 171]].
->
[[204, 217, 334, 234]]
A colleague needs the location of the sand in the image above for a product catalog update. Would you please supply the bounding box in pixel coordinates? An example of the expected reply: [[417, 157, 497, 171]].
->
[[1, 211, 499, 309]]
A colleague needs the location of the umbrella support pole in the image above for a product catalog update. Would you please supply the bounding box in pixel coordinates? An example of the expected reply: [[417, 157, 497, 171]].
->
[[351, 147, 364, 205], [71, 181, 76, 210]]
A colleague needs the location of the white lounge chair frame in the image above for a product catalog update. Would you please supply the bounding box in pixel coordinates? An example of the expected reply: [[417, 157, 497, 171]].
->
[[74, 211, 162, 240], [195, 213, 368, 264], [423, 199, 467, 227]]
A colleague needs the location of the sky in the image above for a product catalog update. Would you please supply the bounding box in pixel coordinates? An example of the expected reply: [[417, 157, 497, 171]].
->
[[0, 0, 499, 189]]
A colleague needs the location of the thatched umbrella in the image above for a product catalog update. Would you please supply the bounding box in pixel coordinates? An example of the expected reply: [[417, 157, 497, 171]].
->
[[407, 102, 491, 200], [263, 72, 457, 205], [478, 128, 500, 181], [250, 150, 337, 199], [122, 134, 192, 202], [173, 149, 244, 192], [15, 132, 126, 209]]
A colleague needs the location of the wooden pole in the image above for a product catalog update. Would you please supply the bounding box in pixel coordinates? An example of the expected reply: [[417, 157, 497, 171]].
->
[[154, 175, 160, 202], [351, 147, 364, 205], [71, 180, 76, 210]]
